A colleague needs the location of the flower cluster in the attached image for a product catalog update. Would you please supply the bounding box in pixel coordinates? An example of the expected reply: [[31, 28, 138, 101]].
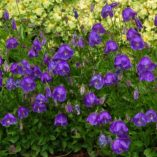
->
[[137, 56, 156, 82], [1, 1, 157, 156], [86, 111, 112, 125], [132, 109, 157, 127]]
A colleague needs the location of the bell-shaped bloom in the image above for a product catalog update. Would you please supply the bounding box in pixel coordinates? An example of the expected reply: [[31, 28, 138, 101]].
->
[[52, 85, 67, 102], [137, 56, 156, 74], [48, 60, 70, 76], [98, 134, 108, 147], [122, 7, 137, 22], [6, 37, 18, 49], [139, 71, 155, 82], [110, 120, 128, 136], [17, 107, 29, 119], [35, 94, 47, 104], [20, 76, 36, 93], [3, 10, 9, 20], [1, 113, 17, 126], [92, 23, 106, 34], [40, 72, 52, 83], [104, 72, 117, 86], [130, 36, 145, 51], [145, 109, 157, 123], [101, 4, 113, 18], [53, 44, 74, 61], [32, 103, 47, 113], [112, 136, 130, 154], [54, 113, 68, 126], [134, 17, 143, 30], [104, 40, 118, 54], [86, 112, 98, 125], [114, 54, 131, 70], [89, 74, 104, 90], [6, 77, 16, 90], [65, 104, 73, 113], [97, 111, 112, 124], [89, 31, 101, 47], [132, 112, 147, 127], [126, 28, 141, 41], [84, 92, 100, 108]]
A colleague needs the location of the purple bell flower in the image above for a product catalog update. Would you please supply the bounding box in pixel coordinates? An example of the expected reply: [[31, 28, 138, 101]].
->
[[130, 36, 145, 51], [110, 2, 119, 8], [12, 19, 17, 30], [65, 104, 73, 113], [112, 136, 130, 154], [110, 120, 128, 136], [137, 56, 156, 74], [84, 92, 100, 108], [1, 113, 17, 126], [145, 109, 157, 123], [54, 113, 68, 126], [3, 10, 9, 20], [98, 133, 108, 147], [104, 72, 117, 86], [134, 17, 143, 30], [101, 4, 113, 18], [28, 49, 38, 58], [139, 71, 155, 82], [104, 40, 118, 54], [32, 103, 47, 113], [92, 23, 106, 34], [132, 112, 147, 127], [35, 94, 47, 104], [154, 15, 157, 26], [10, 63, 22, 74], [52, 85, 67, 102], [6, 77, 16, 90], [97, 111, 112, 124], [17, 107, 29, 119], [50, 60, 70, 76], [40, 72, 52, 83], [6, 37, 18, 49], [89, 31, 101, 47], [20, 76, 36, 93], [122, 7, 137, 22], [89, 74, 104, 90], [33, 38, 42, 52], [21, 60, 33, 76], [45, 87, 52, 98], [126, 28, 141, 41], [53, 44, 74, 61], [32, 66, 42, 79], [86, 112, 98, 126], [114, 54, 131, 70]]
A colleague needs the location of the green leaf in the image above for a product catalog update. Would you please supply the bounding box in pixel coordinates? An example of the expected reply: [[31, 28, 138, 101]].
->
[[16, 145, 21, 153], [40, 151, 48, 157], [144, 148, 157, 157]]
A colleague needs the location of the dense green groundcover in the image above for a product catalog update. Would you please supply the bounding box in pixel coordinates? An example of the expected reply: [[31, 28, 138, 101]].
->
[[1, 1, 157, 157]]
